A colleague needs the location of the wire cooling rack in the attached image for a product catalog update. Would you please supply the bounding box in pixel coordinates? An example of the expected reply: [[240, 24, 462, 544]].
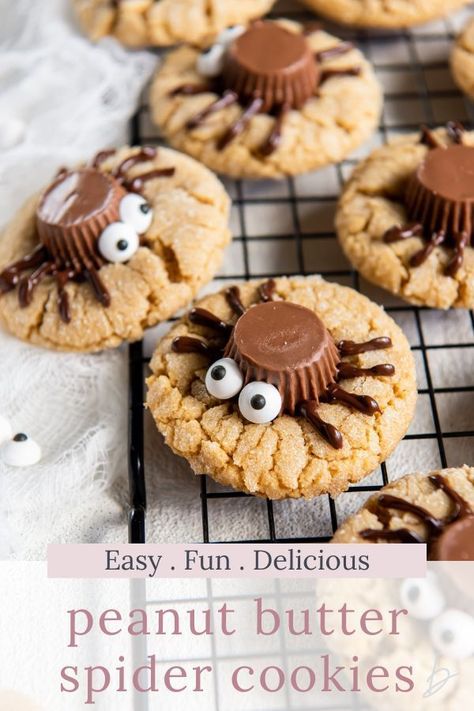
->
[[127, 0, 474, 546]]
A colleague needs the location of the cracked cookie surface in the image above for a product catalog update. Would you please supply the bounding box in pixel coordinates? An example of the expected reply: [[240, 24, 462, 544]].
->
[[146, 277, 417, 500], [336, 128, 474, 309], [332, 465, 474, 546], [0, 147, 230, 352], [452, 17, 474, 99], [149, 22, 382, 180], [73, 0, 275, 47], [299, 0, 470, 28]]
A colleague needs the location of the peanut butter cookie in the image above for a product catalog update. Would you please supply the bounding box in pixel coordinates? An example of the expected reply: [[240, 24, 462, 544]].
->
[[299, 0, 470, 29], [73, 0, 275, 47], [332, 465, 474, 561], [146, 277, 417, 499], [0, 146, 230, 352], [337, 125, 474, 309], [149, 19, 382, 179]]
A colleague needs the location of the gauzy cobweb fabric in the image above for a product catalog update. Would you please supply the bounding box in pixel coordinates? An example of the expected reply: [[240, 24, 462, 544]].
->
[[0, 0, 156, 557]]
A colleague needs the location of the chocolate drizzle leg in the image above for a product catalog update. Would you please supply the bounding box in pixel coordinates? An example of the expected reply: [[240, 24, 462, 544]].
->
[[172, 336, 219, 359], [225, 286, 245, 316], [299, 401, 343, 449], [258, 278, 276, 302], [325, 384, 381, 415], [315, 42, 354, 62], [337, 362, 395, 379], [420, 125, 442, 149], [446, 120, 465, 145], [338, 337, 392, 355], [360, 474, 474, 559], [384, 223, 423, 243], [259, 104, 290, 157], [217, 95, 264, 151], [189, 307, 232, 336], [186, 91, 238, 130]]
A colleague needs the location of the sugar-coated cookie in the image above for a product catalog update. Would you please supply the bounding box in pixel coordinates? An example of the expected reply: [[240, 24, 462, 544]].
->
[[331, 465, 474, 561], [451, 17, 474, 98], [150, 19, 382, 179], [337, 124, 474, 309], [146, 277, 417, 499], [299, 0, 470, 29], [0, 146, 230, 352], [73, 0, 275, 47]]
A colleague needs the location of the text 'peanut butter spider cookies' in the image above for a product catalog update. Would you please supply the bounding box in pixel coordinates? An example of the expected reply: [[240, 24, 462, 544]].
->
[[337, 123, 474, 309], [0, 146, 230, 352], [150, 19, 382, 179], [73, 0, 275, 47], [299, 0, 470, 29], [332, 466, 474, 561], [146, 277, 417, 499]]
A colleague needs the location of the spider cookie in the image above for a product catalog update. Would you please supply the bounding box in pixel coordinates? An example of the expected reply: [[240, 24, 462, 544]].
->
[[299, 0, 470, 29], [332, 466, 474, 560], [0, 146, 230, 352], [451, 17, 474, 99], [73, 0, 275, 47], [337, 123, 474, 309], [146, 277, 416, 499], [149, 19, 382, 179]]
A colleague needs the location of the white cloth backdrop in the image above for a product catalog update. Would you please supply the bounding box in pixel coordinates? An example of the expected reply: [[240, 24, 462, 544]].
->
[[0, 0, 156, 558]]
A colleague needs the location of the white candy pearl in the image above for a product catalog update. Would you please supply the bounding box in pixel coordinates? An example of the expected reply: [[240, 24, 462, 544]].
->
[[430, 609, 474, 660], [0, 415, 13, 445], [238, 382, 282, 424], [2, 434, 42, 467], [197, 43, 226, 77], [205, 358, 243, 400]]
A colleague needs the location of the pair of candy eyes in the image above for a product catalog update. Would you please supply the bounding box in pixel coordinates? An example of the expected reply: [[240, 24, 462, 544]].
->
[[197, 25, 245, 77], [0, 416, 41, 467], [400, 575, 474, 660], [205, 358, 282, 424], [97, 193, 153, 264]]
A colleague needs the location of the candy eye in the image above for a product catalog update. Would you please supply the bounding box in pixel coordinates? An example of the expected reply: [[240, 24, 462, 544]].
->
[[98, 222, 139, 263], [119, 193, 153, 234], [1, 433, 42, 467], [430, 610, 474, 660], [205, 358, 243, 399], [238, 382, 282, 424], [0, 415, 13, 445], [197, 43, 226, 77], [216, 25, 245, 46], [400, 574, 445, 620]]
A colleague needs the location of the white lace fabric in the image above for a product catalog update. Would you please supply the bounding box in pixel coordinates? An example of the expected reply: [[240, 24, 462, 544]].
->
[[0, 0, 157, 558]]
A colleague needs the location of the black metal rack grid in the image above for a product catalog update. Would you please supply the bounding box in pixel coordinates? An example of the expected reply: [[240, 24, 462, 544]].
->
[[127, 0, 474, 547]]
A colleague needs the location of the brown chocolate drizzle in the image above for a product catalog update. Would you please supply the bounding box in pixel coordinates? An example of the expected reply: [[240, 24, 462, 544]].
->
[[86, 269, 110, 307], [113, 147, 157, 178], [124, 167, 175, 193], [259, 104, 290, 157], [0, 246, 47, 292], [258, 278, 276, 302], [360, 475, 474, 558], [299, 401, 343, 449], [225, 286, 245, 316], [338, 337, 392, 356], [337, 362, 395, 379], [446, 120, 465, 145], [320, 67, 361, 84], [91, 148, 116, 168], [325, 384, 381, 415], [410, 231, 444, 268], [446, 231, 468, 277], [217, 95, 264, 151], [171, 336, 218, 358], [189, 307, 232, 335], [420, 125, 442, 149], [187, 91, 238, 130], [384, 223, 423, 243], [315, 42, 354, 62], [170, 83, 211, 97]]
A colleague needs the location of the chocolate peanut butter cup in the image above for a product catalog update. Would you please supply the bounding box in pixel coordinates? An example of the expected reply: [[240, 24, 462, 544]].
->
[[37, 169, 126, 267], [405, 144, 474, 246], [224, 301, 339, 415], [431, 516, 474, 561], [222, 22, 319, 112]]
